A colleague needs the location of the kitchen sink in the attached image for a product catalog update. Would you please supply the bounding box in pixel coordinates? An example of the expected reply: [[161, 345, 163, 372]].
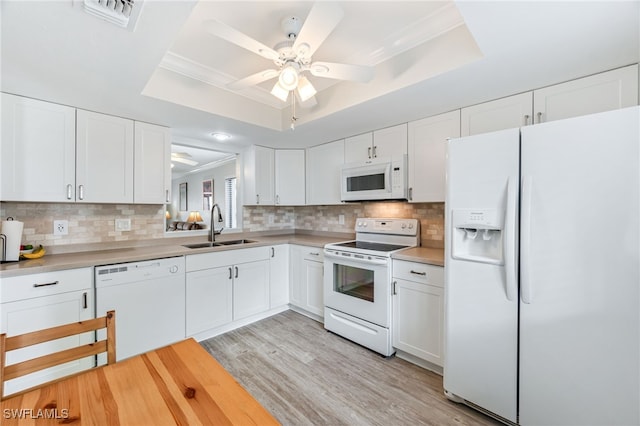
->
[[216, 239, 256, 245], [182, 240, 256, 249], [182, 242, 224, 249]]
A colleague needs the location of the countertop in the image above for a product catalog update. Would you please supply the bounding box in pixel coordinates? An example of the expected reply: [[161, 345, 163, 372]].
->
[[391, 247, 445, 267], [0, 231, 445, 278]]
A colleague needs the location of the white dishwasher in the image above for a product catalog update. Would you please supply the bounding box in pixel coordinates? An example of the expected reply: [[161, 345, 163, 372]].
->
[[95, 257, 185, 363]]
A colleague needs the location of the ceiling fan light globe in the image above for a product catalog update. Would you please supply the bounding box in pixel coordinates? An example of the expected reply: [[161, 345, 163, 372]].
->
[[279, 65, 299, 90], [297, 76, 317, 102], [271, 82, 289, 102]]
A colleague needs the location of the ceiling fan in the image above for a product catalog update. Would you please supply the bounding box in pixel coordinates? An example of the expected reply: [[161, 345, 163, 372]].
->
[[171, 152, 198, 167], [203, 2, 375, 105]]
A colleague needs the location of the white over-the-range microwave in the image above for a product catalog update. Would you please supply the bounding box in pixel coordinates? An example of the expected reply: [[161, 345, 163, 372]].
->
[[340, 156, 408, 201]]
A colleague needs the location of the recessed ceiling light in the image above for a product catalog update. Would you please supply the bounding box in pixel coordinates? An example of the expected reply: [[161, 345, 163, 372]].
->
[[210, 132, 231, 141]]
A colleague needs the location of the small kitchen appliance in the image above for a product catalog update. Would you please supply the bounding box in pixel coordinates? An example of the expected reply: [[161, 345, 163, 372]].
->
[[340, 156, 408, 201], [0, 217, 24, 262], [324, 218, 419, 356]]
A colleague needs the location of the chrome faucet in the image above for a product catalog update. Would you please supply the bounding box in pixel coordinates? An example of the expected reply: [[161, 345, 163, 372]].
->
[[208, 203, 224, 242]]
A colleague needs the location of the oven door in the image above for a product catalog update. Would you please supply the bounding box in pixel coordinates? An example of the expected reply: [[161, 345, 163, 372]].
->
[[323, 250, 391, 327]]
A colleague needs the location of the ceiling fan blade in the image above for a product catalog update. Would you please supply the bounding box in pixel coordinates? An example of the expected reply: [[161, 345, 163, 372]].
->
[[309, 61, 374, 82], [227, 69, 280, 90], [203, 19, 280, 61], [293, 3, 344, 59]]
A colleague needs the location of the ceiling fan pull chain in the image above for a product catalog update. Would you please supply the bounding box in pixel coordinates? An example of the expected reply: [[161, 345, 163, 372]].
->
[[290, 92, 298, 130]]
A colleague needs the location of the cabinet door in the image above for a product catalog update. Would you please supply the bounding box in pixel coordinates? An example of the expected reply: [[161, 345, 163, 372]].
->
[[275, 150, 305, 205], [393, 278, 444, 366], [269, 245, 290, 308], [76, 109, 134, 203], [134, 121, 171, 204], [243, 145, 274, 205], [461, 92, 533, 136], [304, 259, 324, 317], [533, 64, 638, 123], [233, 260, 270, 320], [289, 246, 305, 308], [408, 110, 460, 202], [1, 289, 94, 396], [373, 123, 408, 160], [306, 139, 344, 205], [344, 132, 373, 163], [1, 94, 76, 202], [186, 267, 233, 336]]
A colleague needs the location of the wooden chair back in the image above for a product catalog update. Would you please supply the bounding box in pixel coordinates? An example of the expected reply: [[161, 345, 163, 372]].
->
[[0, 310, 116, 400]]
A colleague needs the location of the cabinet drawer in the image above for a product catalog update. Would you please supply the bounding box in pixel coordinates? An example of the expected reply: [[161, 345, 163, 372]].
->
[[392, 260, 443, 287], [0, 268, 93, 303], [186, 246, 270, 272], [302, 247, 324, 262]]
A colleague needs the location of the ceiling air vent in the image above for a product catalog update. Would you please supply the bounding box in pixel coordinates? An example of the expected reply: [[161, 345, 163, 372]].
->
[[83, 0, 140, 29]]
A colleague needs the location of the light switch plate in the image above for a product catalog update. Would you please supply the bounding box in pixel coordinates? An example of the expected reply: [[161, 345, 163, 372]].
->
[[115, 218, 131, 231]]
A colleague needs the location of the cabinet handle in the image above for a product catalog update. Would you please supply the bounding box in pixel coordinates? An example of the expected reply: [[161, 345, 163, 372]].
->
[[373, 146, 377, 158], [367, 146, 372, 159], [235, 266, 239, 278], [33, 280, 59, 288], [83, 292, 88, 309], [408, 187, 413, 201], [165, 189, 170, 203], [393, 281, 397, 295], [228, 267, 233, 280], [256, 194, 260, 204], [410, 270, 427, 276], [536, 112, 543, 123], [524, 114, 530, 126], [309, 252, 319, 256], [271, 247, 275, 258], [78, 185, 85, 200], [276, 195, 280, 205], [67, 184, 73, 200]]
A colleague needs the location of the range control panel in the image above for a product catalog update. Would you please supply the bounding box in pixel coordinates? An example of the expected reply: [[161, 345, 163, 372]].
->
[[355, 218, 420, 236]]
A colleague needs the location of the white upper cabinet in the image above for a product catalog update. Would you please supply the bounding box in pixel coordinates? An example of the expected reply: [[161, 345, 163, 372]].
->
[[373, 124, 408, 161], [1, 93, 76, 202], [533, 64, 638, 123], [461, 65, 639, 136], [344, 125, 408, 163], [461, 92, 533, 137], [76, 109, 134, 203], [134, 121, 171, 204], [408, 110, 460, 203], [344, 132, 373, 163], [243, 145, 275, 206], [306, 139, 345, 205], [274, 149, 305, 206]]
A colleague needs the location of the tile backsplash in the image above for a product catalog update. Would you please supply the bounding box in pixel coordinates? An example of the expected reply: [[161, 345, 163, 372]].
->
[[244, 202, 445, 248], [1, 201, 445, 250], [0, 202, 165, 248]]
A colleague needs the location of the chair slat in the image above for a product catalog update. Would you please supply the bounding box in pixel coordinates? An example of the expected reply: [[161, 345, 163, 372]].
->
[[4, 317, 107, 351]]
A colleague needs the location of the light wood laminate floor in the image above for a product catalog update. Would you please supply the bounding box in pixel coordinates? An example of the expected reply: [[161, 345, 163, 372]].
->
[[201, 310, 500, 426]]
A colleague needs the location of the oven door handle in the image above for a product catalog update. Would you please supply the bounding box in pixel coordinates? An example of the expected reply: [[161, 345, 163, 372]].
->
[[323, 250, 388, 266]]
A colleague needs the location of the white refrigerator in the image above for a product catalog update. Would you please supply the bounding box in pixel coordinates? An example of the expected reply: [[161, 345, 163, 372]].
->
[[443, 106, 639, 425]]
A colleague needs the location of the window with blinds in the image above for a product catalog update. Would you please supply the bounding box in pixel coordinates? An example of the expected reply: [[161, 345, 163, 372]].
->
[[225, 177, 237, 228]]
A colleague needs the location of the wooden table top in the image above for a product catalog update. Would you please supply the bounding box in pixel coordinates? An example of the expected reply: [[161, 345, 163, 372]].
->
[[1, 338, 279, 425]]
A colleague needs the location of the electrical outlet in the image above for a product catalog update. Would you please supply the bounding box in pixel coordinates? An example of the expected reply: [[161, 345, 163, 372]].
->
[[53, 220, 69, 235], [338, 214, 345, 225], [268, 214, 275, 225], [115, 218, 131, 231]]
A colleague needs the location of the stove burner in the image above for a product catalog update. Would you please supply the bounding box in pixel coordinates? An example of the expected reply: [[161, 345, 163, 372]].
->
[[332, 241, 409, 253]]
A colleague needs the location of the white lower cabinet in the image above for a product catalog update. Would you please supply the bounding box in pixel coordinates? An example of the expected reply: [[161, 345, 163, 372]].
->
[[269, 245, 290, 308], [0, 268, 94, 396], [185, 247, 271, 337], [290, 245, 324, 318], [392, 260, 444, 367]]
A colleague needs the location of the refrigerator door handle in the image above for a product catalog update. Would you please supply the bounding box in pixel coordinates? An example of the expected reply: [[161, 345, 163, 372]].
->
[[521, 176, 533, 304], [504, 177, 518, 301]]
